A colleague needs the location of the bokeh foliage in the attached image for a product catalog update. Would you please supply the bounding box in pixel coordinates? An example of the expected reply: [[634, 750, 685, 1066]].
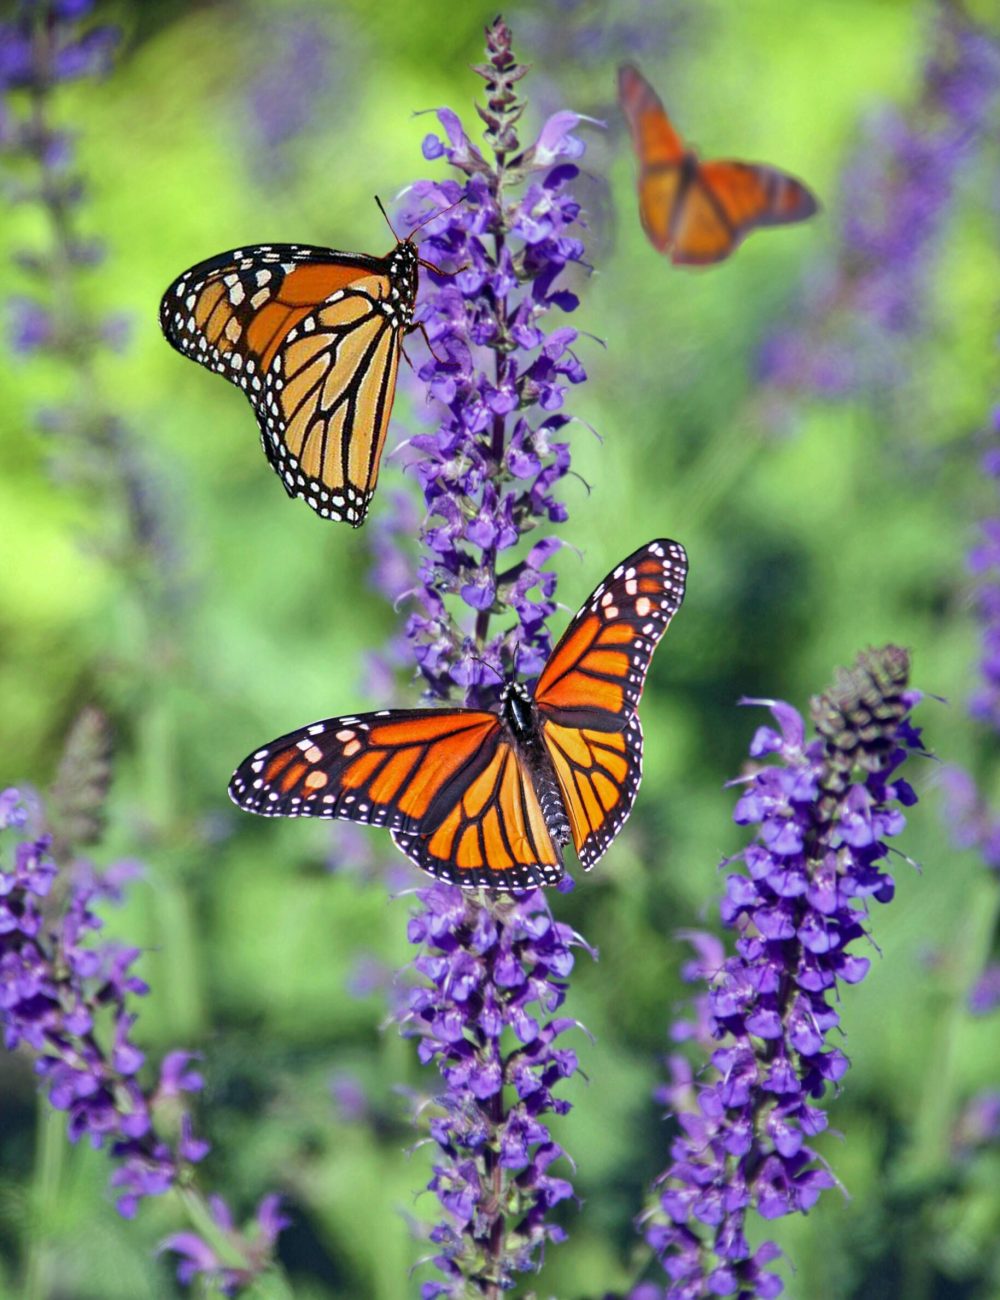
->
[[1, 0, 998, 1296]]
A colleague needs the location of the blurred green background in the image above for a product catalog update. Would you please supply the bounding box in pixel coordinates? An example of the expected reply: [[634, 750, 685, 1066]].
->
[[2, 0, 999, 1296]]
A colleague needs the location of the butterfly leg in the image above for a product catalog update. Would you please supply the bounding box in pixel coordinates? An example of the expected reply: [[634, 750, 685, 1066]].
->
[[410, 320, 449, 366]]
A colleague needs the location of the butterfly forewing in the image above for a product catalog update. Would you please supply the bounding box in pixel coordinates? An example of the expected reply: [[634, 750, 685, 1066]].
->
[[160, 239, 415, 525], [535, 539, 687, 870], [618, 63, 685, 167], [229, 708, 500, 835]]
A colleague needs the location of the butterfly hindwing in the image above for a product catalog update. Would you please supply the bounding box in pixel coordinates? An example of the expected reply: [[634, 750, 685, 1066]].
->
[[160, 240, 414, 525], [534, 539, 687, 869], [391, 739, 564, 890]]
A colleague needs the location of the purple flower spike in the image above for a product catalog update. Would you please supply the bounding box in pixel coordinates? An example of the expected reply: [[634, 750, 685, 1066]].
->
[[399, 884, 589, 1292], [363, 23, 599, 1287], [0, 789, 207, 1215], [640, 648, 925, 1296], [369, 16, 591, 702]]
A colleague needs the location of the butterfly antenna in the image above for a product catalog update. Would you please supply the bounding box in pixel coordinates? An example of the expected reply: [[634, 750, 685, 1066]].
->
[[406, 191, 468, 240], [469, 654, 504, 685], [374, 194, 401, 242]]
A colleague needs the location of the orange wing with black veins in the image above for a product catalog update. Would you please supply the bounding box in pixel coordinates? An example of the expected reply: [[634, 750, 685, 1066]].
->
[[535, 539, 687, 869]]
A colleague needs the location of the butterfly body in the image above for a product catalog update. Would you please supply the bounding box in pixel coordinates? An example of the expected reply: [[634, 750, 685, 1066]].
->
[[617, 63, 818, 266], [229, 540, 688, 890], [160, 237, 419, 525]]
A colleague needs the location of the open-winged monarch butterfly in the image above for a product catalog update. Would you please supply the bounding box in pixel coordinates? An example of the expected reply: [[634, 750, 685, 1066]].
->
[[229, 539, 688, 890], [159, 201, 450, 526], [617, 63, 819, 266]]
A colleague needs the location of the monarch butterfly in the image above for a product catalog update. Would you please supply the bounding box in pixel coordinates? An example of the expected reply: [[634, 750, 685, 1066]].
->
[[617, 63, 819, 266], [159, 202, 448, 526], [229, 539, 688, 890]]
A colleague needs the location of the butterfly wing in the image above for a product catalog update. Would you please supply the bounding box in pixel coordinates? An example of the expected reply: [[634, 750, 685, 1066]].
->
[[160, 243, 408, 525], [618, 63, 687, 254], [229, 707, 563, 891], [670, 160, 818, 265], [534, 539, 688, 869]]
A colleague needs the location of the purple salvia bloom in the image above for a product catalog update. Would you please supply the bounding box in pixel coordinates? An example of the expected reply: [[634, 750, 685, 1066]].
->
[[757, 9, 1000, 408], [398, 885, 590, 1294], [369, 17, 589, 698], [638, 647, 925, 1297], [0, 790, 206, 1214], [360, 25, 597, 1287]]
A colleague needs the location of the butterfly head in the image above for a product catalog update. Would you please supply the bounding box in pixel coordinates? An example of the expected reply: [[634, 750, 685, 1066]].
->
[[499, 679, 535, 741]]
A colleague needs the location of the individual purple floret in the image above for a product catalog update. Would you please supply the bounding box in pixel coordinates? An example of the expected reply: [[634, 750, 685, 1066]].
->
[[638, 647, 925, 1298], [397, 884, 590, 1296], [160, 1193, 290, 1295], [758, 8, 1000, 406]]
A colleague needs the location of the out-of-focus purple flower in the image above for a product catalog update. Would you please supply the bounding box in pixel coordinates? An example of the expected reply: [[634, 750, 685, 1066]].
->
[[160, 1193, 290, 1295], [398, 885, 590, 1295], [1, 0, 180, 606], [639, 648, 924, 1297], [939, 765, 1000, 869], [758, 9, 1000, 409], [953, 1091, 1000, 1154], [330, 1070, 370, 1124], [968, 964, 1000, 1015], [241, 12, 345, 180]]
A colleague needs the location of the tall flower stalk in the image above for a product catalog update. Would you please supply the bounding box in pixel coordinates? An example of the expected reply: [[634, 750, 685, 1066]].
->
[[373, 18, 594, 1293], [635, 646, 925, 1298]]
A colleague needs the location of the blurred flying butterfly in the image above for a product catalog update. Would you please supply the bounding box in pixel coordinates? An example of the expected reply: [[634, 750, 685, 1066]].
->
[[159, 200, 452, 526], [229, 540, 688, 890], [617, 63, 819, 266]]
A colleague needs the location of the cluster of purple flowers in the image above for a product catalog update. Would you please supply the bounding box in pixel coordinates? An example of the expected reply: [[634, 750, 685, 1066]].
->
[[0, 788, 206, 1213], [398, 886, 589, 1296], [379, 16, 590, 700], [758, 6, 1000, 405], [0, 779, 287, 1292], [637, 646, 924, 1298]]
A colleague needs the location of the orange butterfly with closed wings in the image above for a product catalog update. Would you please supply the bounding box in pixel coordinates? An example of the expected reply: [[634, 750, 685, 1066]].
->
[[229, 540, 687, 890], [159, 203, 448, 526], [618, 63, 819, 266]]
